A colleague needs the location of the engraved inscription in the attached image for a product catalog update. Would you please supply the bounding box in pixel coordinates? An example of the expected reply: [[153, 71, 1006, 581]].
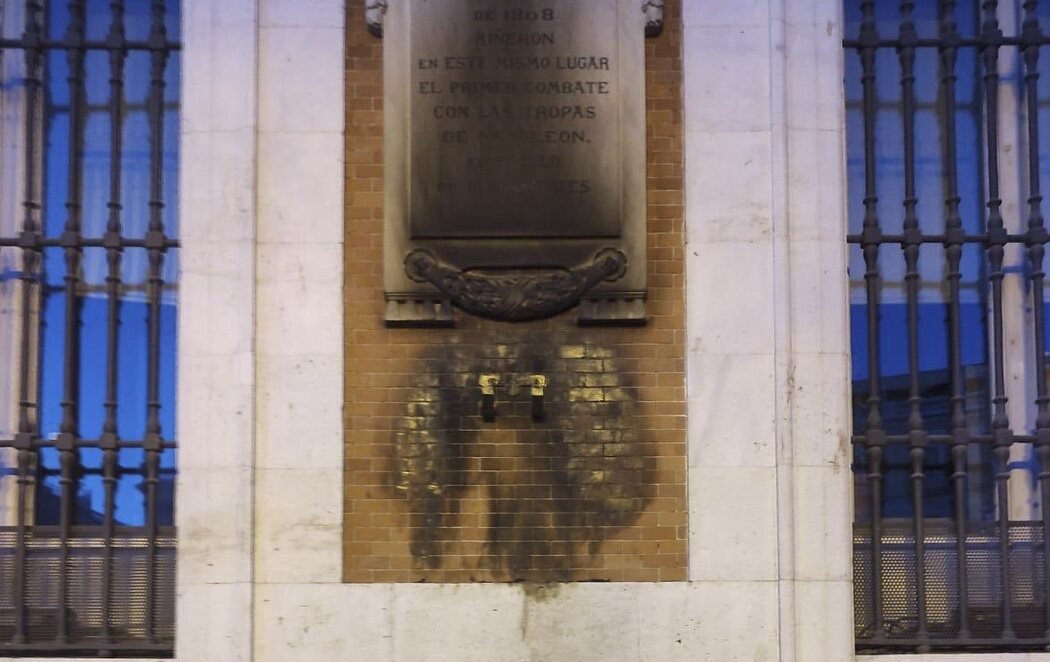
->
[[409, 1, 622, 239]]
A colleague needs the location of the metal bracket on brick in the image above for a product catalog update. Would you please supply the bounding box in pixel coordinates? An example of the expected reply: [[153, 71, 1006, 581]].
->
[[479, 374, 500, 422]]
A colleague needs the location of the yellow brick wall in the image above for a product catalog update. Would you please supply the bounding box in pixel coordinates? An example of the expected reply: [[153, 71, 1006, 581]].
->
[[344, 1, 687, 583]]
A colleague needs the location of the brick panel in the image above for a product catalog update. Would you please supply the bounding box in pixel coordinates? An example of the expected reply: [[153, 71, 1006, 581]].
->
[[344, 1, 686, 583]]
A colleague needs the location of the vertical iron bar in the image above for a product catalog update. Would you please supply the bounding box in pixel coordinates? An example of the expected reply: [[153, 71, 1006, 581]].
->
[[980, 0, 1015, 640], [99, 0, 127, 649], [12, 0, 44, 646], [859, 0, 887, 639], [940, 0, 972, 638], [54, 0, 88, 644], [143, 0, 169, 641], [12, 0, 45, 645], [899, 0, 929, 646], [1021, 0, 1050, 639]]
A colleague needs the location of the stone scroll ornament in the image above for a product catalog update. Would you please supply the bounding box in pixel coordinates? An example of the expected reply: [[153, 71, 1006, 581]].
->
[[367, 0, 664, 38], [404, 248, 628, 322], [365, 0, 388, 37], [642, 0, 665, 37]]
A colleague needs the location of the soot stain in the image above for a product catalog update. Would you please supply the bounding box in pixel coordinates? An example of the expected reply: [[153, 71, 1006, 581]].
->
[[390, 332, 656, 581]]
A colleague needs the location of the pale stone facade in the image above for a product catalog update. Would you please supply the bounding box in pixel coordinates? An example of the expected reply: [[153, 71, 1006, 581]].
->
[[0, 0, 1040, 661]]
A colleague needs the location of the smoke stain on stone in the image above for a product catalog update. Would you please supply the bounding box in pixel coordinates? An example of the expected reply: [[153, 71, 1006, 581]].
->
[[519, 582, 562, 602], [391, 332, 655, 581]]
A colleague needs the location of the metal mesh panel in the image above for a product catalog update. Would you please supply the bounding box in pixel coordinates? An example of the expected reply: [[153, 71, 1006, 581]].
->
[[855, 522, 1049, 644], [0, 528, 174, 653]]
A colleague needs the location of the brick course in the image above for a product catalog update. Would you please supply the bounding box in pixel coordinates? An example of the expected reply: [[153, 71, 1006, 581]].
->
[[344, 1, 686, 583]]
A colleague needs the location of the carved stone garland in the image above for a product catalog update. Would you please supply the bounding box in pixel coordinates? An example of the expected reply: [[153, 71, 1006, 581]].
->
[[404, 249, 628, 322]]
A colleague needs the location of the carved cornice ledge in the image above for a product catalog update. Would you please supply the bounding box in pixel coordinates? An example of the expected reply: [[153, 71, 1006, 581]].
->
[[366, 0, 388, 38], [643, 0, 665, 38]]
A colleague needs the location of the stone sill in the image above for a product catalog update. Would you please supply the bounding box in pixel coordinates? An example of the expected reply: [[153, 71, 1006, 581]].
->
[[0, 659, 167, 662], [859, 655, 1050, 661]]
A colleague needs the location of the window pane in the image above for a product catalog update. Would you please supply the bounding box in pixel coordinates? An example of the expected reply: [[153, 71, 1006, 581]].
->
[[846, 0, 993, 521], [34, 0, 180, 527]]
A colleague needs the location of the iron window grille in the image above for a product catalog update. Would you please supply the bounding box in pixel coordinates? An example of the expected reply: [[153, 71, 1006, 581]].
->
[[0, 0, 179, 656], [847, 0, 1050, 653]]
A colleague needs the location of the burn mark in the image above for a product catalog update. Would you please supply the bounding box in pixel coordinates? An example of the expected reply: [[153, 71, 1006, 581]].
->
[[391, 332, 655, 581]]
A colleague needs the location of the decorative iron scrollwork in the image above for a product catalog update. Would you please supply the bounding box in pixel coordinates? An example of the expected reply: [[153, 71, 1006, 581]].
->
[[404, 248, 627, 322], [642, 0, 665, 38]]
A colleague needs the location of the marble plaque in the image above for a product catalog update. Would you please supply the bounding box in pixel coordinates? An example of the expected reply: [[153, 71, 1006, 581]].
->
[[383, 0, 647, 324], [408, 2, 624, 239]]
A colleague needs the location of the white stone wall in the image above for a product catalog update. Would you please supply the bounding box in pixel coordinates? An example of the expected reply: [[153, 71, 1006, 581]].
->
[[176, 0, 858, 660], [7, 1, 1048, 661], [176, 0, 260, 658], [683, 0, 855, 657], [189, 0, 855, 660], [859, 658, 1050, 662]]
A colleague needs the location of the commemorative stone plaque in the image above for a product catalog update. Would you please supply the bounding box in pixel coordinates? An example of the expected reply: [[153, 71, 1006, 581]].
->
[[382, 0, 649, 325], [410, 3, 621, 239]]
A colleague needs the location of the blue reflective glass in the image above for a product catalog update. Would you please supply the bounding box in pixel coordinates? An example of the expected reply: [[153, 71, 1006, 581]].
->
[[845, 0, 994, 521], [34, 0, 179, 527]]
